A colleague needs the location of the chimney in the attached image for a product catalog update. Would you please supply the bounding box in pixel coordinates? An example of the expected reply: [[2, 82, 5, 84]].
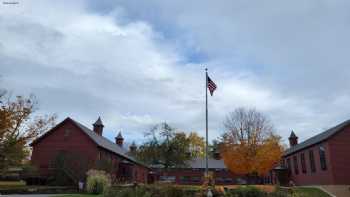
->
[[288, 130, 298, 147], [93, 117, 104, 136], [115, 131, 124, 147], [129, 141, 137, 154]]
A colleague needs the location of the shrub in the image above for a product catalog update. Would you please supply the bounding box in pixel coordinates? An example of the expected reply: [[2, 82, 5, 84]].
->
[[104, 185, 198, 197], [228, 186, 268, 197], [104, 186, 152, 197], [268, 190, 288, 197], [158, 185, 186, 197], [86, 169, 111, 194]]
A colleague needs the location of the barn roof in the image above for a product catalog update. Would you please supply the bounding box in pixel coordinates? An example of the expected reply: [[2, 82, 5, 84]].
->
[[284, 119, 350, 156], [70, 119, 128, 155], [71, 118, 149, 167]]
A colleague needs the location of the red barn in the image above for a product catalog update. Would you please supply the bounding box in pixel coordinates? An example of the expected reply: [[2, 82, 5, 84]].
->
[[149, 152, 251, 185], [30, 117, 149, 184], [281, 119, 350, 185]]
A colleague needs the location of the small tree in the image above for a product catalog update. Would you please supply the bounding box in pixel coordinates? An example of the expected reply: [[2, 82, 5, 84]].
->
[[188, 132, 205, 158], [0, 91, 56, 172], [221, 108, 283, 181], [136, 122, 205, 168]]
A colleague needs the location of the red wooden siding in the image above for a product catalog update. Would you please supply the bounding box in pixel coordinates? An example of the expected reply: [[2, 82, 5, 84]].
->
[[31, 120, 99, 175], [328, 125, 350, 184], [284, 142, 334, 185], [283, 124, 350, 185], [31, 118, 149, 183]]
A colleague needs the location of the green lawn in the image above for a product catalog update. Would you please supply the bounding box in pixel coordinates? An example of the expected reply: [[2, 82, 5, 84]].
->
[[292, 187, 331, 197], [53, 195, 102, 197], [0, 181, 26, 187]]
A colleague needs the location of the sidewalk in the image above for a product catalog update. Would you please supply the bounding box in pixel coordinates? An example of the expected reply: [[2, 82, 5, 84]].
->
[[321, 185, 350, 197]]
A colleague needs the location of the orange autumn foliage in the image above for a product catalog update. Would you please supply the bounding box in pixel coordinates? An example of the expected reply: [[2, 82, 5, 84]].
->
[[222, 134, 283, 176], [221, 108, 284, 176]]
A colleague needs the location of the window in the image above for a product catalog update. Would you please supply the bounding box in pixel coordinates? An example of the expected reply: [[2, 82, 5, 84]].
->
[[160, 176, 176, 182], [319, 145, 327, 170], [281, 159, 286, 168], [300, 153, 307, 173], [224, 178, 233, 183], [135, 170, 138, 180], [180, 176, 190, 183], [293, 155, 299, 175], [309, 150, 316, 173], [215, 177, 224, 183], [191, 176, 201, 183], [64, 129, 71, 138], [287, 158, 291, 171]]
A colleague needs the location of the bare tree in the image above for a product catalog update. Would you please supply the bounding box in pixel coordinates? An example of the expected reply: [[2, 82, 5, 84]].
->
[[221, 107, 283, 177], [223, 107, 274, 145]]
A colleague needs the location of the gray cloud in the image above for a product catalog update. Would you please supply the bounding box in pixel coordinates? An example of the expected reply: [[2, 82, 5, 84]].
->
[[2, 0, 350, 145]]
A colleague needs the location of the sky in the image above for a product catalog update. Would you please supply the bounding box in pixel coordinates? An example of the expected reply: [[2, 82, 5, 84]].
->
[[2, 0, 350, 146]]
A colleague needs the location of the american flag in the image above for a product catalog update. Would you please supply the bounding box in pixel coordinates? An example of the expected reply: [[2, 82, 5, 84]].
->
[[207, 76, 217, 96]]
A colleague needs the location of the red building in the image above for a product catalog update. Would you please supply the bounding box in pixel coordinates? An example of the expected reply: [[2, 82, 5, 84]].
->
[[149, 151, 249, 185], [30, 117, 149, 184], [281, 119, 350, 185]]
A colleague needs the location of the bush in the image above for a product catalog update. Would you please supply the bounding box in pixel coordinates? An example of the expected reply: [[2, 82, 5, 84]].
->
[[104, 186, 152, 197], [228, 186, 268, 197], [104, 187, 152, 197], [86, 169, 111, 194], [104, 185, 197, 197], [158, 185, 186, 197], [268, 190, 288, 197]]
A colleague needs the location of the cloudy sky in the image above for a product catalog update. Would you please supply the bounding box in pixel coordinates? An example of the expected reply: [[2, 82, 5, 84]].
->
[[2, 0, 350, 145]]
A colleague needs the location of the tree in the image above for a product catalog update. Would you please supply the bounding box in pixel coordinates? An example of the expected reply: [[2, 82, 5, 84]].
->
[[187, 132, 205, 158], [221, 108, 283, 178], [0, 91, 56, 172], [208, 139, 220, 158], [135, 122, 205, 168]]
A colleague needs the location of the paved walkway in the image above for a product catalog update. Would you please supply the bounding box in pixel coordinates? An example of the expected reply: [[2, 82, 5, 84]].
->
[[321, 185, 350, 197]]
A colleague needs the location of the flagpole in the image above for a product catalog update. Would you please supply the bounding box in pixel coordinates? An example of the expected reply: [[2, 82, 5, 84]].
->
[[205, 68, 208, 177]]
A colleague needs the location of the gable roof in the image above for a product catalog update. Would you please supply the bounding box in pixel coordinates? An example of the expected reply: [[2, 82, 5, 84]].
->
[[186, 158, 226, 169], [284, 119, 350, 156], [31, 117, 147, 168], [150, 158, 227, 169]]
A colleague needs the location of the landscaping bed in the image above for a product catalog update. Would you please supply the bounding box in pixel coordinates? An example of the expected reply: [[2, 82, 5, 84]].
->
[[102, 185, 331, 197], [1, 182, 331, 197], [0, 184, 78, 194]]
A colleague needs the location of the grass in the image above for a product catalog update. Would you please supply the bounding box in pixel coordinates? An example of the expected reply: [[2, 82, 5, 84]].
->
[[292, 187, 331, 197], [0, 181, 26, 187], [0, 181, 27, 189], [53, 195, 102, 197], [0, 182, 331, 197], [218, 184, 276, 193]]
